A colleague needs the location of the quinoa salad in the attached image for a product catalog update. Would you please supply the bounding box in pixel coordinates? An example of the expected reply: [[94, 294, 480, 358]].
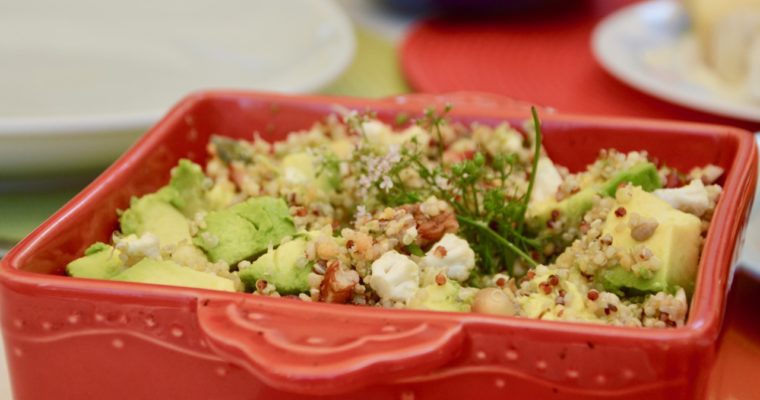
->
[[66, 107, 724, 328]]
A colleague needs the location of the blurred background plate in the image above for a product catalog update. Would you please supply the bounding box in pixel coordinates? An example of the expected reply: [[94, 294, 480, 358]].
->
[[738, 134, 760, 278], [592, 0, 760, 123], [0, 0, 355, 177]]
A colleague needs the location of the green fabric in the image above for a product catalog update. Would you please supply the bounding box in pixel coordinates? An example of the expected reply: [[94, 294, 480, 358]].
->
[[1, 27, 410, 249], [0, 187, 81, 243], [322, 27, 411, 97]]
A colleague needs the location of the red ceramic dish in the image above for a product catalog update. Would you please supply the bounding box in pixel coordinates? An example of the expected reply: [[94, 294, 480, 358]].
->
[[0, 91, 756, 400]]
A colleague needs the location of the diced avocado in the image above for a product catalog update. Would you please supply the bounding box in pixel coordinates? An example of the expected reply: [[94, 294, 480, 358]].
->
[[239, 238, 311, 294], [211, 136, 252, 164], [206, 179, 236, 211], [159, 159, 208, 217], [281, 152, 338, 190], [408, 281, 471, 312], [527, 187, 597, 232], [66, 243, 125, 280], [596, 266, 666, 294], [518, 267, 598, 322], [120, 194, 193, 247], [111, 258, 235, 291], [597, 186, 701, 296], [193, 196, 296, 265], [527, 162, 662, 233], [599, 162, 662, 197]]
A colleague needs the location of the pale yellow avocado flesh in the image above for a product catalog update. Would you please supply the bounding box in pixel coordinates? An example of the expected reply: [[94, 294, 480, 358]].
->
[[238, 238, 311, 295], [112, 259, 235, 292], [66, 243, 125, 280], [281, 151, 337, 191], [600, 187, 702, 295], [120, 196, 193, 247], [407, 281, 471, 312], [518, 267, 598, 322]]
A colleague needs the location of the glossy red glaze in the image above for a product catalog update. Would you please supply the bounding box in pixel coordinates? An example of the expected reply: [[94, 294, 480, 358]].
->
[[0, 91, 756, 399]]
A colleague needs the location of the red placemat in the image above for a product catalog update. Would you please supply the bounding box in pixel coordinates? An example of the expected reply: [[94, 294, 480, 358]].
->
[[401, 0, 760, 131]]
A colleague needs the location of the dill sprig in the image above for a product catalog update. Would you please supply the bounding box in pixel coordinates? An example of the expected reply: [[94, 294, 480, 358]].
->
[[340, 106, 545, 277]]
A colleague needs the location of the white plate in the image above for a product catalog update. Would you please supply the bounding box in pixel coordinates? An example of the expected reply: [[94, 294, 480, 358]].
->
[[738, 134, 760, 278], [0, 0, 355, 176], [591, 0, 760, 123]]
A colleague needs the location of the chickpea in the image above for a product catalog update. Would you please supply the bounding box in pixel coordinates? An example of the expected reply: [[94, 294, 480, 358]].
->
[[472, 288, 516, 316]]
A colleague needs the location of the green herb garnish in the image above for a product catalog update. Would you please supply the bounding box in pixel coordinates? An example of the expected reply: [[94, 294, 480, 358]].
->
[[339, 106, 546, 276]]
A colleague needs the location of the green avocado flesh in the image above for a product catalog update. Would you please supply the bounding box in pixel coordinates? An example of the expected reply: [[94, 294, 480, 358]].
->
[[407, 281, 470, 312], [66, 243, 124, 280], [119, 195, 193, 247], [193, 196, 296, 265], [597, 187, 701, 297], [527, 162, 662, 234], [239, 238, 311, 294], [111, 258, 235, 292]]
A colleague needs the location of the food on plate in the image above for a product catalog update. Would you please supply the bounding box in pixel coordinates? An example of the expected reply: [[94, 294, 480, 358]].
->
[[66, 107, 723, 328], [685, 0, 760, 99]]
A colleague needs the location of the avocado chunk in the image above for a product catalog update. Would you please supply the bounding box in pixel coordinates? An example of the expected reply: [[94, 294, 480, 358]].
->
[[111, 258, 235, 292], [527, 162, 662, 234], [66, 243, 125, 280], [211, 136, 252, 164], [193, 196, 296, 265], [599, 162, 662, 197], [597, 186, 701, 296], [158, 159, 208, 217], [518, 267, 598, 322], [239, 238, 311, 294], [281, 151, 339, 191], [408, 281, 471, 312], [119, 194, 193, 247]]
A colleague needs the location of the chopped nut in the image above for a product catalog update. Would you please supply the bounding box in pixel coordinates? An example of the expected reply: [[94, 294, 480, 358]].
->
[[319, 262, 359, 304]]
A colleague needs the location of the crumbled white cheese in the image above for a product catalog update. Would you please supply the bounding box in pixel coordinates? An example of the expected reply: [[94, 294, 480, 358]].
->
[[653, 179, 710, 216], [504, 130, 523, 153], [361, 120, 393, 143], [690, 164, 724, 184], [283, 167, 308, 184], [420, 233, 476, 282], [114, 233, 161, 267], [529, 157, 563, 205], [369, 251, 420, 302]]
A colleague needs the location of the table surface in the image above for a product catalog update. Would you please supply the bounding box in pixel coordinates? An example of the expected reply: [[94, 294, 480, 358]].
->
[[1, 1, 759, 399]]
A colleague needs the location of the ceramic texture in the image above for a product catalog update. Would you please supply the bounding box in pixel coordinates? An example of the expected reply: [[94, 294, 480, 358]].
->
[[0, 91, 756, 399]]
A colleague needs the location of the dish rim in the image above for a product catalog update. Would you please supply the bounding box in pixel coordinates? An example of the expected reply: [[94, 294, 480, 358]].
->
[[1, 90, 756, 345]]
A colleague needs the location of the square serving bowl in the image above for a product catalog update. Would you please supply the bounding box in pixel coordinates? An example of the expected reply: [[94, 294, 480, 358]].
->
[[1, 91, 756, 400]]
